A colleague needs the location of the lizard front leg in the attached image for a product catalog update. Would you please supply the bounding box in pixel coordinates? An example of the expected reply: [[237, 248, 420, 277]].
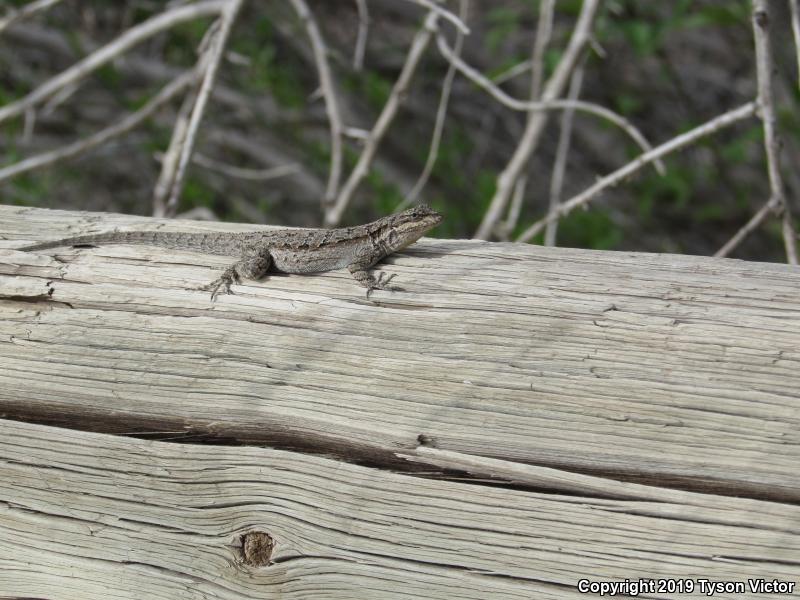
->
[[201, 247, 272, 301], [348, 252, 401, 298]]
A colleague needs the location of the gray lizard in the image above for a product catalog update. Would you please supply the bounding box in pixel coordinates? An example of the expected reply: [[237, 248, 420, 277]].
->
[[20, 205, 443, 299]]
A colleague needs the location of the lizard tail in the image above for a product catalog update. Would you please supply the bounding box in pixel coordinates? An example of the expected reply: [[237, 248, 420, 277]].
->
[[19, 231, 228, 252]]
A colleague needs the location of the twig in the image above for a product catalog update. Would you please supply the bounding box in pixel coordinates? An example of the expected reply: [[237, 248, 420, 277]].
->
[[790, 0, 800, 88], [529, 0, 555, 102], [152, 79, 200, 217], [325, 11, 439, 227], [491, 59, 532, 85], [499, 0, 553, 240], [715, 1, 798, 263], [353, 0, 369, 71], [496, 0, 554, 240], [545, 59, 585, 246], [163, 0, 243, 218], [517, 101, 759, 243], [475, 0, 601, 240], [0, 0, 227, 126], [400, 0, 468, 209], [191, 153, 301, 181], [289, 0, 344, 206], [0, 71, 197, 184], [753, 0, 798, 263], [0, 0, 63, 35], [152, 19, 222, 218], [783, 210, 798, 264], [714, 196, 779, 258], [399, 0, 469, 34], [498, 175, 527, 241], [436, 31, 664, 174]]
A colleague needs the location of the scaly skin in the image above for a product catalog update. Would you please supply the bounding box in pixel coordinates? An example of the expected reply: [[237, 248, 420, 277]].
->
[[20, 205, 443, 300]]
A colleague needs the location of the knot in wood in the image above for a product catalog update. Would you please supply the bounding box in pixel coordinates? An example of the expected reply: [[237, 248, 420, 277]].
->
[[754, 10, 768, 28], [239, 531, 275, 567]]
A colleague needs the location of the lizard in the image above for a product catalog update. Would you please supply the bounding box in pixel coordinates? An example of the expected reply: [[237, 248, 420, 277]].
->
[[19, 204, 443, 300]]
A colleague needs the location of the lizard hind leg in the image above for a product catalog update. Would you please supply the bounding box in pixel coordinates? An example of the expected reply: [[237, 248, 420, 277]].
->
[[200, 249, 272, 301]]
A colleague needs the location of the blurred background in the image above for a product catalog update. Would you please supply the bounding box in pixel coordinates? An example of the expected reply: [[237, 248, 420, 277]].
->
[[1, 0, 799, 261]]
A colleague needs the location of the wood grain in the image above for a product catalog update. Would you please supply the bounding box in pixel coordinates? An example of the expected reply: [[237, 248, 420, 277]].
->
[[1, 419, 799, 599], [1, 204, 799, 598]]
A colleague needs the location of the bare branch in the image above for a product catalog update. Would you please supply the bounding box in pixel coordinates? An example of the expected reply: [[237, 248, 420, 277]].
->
[[492, 59, 532, 85], [716, 1, 798, 262], [289, 0, 344, 206], [0, 71, 197, 184], [783, 209, 798, 264], [152, 80, 200, 218], [353, 0, 369, 71], [496, 0, 554, 241], [751, 0, 798, 263], [517, 102, 759, 243], [163, 0, 243, 218], [529, 0, 555, 102], [475, 0, 600, 240], [498, 175, 526, 241], [790, 0, 800, 88], [325, 11, 439, 227], [545, 60, 585, 247], [191, 153, 301, 181], [436, 30, 664, 175], [399, 0, 469, 34], [714, 196, 779, 258], [400, 0, 468, 209], [0, 0, 63, 35], [0, 0, 227, 127]]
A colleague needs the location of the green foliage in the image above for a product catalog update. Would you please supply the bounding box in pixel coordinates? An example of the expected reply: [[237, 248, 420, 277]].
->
[[486, 7, 520, 53], [550, 209, 623, 250], [599, 0, 750, 56], [180, 177, 215, 211], [343, 71, 393, 110], [94, 63, 121, 88], [231, 17, 306, 108], [719, 125, 762, 163], [164, 19, 211, 66], [366, 169, 404, 216], [633, 164, 695, 220], [612, 91, 644, 117]]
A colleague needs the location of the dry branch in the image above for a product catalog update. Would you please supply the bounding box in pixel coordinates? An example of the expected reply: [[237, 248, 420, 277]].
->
[[475, 0, 600, 240], [0, 0, 227, 127], [435, 28, 664, 176], [0, 70, 197, 184], [791, 0, 800, 87], [529, 0, 555, 104], [716, 1, 798, 262], [191, 153, 300, 181], [517, 101, 758, 243], [289, 0, 344, 205], [400, 0, 469, 209], [400, 0, 469, 34], [353, 0, 369, 71], [162, 0, 243, 218], [324, 11, 440, 227], [0, 0, 63, 35], [544, 60, 585, 247]]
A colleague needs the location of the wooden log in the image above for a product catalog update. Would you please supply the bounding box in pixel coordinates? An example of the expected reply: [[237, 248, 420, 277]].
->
[[1, 204, 799, 598]]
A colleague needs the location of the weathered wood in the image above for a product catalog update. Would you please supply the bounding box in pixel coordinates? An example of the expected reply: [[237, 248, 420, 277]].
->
[[1, 419, 799, 599], [1, 204, 799, 598]]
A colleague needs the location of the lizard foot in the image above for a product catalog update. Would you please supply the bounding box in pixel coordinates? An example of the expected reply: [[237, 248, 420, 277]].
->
[[199, 269, 240, 302], [365, 272, 402, 298]]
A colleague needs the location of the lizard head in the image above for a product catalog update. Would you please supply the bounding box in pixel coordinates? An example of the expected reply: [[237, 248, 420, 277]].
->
[[384, 205, 443, 251]]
